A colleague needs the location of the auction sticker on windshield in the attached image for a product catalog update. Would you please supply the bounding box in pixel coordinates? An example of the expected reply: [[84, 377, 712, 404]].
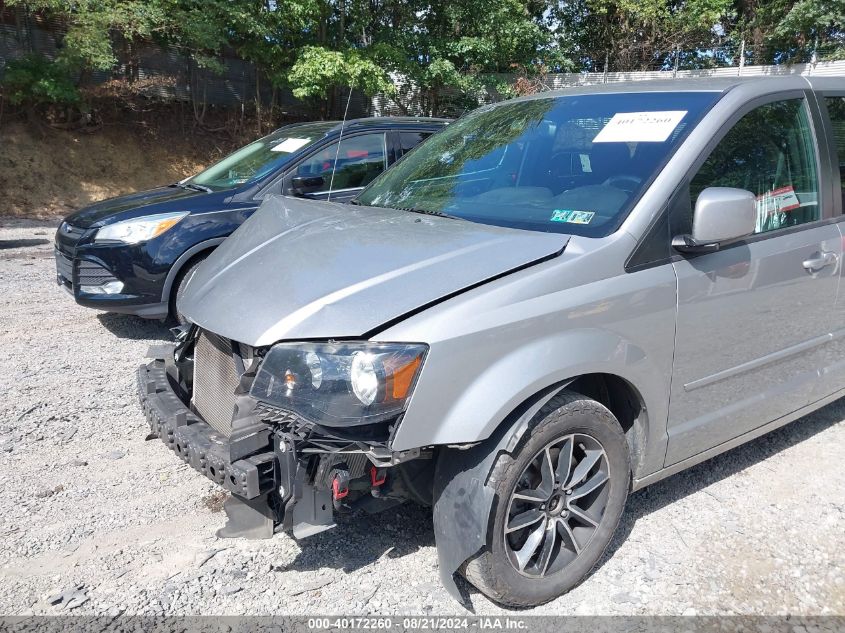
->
[[551, 209, 595, 224], [271, 138, 311, 153], [593, 110, 687, 143]]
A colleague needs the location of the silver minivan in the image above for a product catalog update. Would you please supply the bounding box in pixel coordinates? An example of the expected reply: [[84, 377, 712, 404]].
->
[[139, 76, 845, 607]]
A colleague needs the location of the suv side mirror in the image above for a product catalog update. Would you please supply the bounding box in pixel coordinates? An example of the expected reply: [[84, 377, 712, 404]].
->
[[291, 175, 325, 196], [672, 187, 756, 254]]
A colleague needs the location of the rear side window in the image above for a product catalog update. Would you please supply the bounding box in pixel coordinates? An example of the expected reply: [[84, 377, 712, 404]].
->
[[399, 131, 433, 157], [690, 99, 820, 234], [825, 97, 845, 211]]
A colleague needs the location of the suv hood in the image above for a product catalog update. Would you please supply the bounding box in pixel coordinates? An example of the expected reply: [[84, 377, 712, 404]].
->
[[180, 196, 567, 346], [65, 185, 228, 228]]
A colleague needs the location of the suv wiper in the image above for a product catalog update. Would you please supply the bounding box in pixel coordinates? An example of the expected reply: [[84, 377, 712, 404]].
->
[[183, 182, 213, 193], [172, 181, 213, 193]]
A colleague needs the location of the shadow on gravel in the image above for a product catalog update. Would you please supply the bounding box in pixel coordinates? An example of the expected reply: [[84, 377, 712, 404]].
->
[[287, 502, 435, 574], [0, 216, 61, 229], [0, 238, 49, 249], [601, 395, 845, 566], [97, 312, 173, 341]]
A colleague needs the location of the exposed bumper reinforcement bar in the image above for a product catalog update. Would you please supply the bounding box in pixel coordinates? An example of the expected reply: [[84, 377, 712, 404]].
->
[[137, 359, 276, 500]]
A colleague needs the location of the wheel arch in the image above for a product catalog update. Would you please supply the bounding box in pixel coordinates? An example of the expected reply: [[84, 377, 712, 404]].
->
[[486, 373, 649, 482], [160, 238, 226, 304], [559, 373, 649, 480]]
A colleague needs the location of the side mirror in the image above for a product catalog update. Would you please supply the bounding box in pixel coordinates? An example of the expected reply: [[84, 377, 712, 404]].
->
[[672, 187, 756, 254], [291, 175, 325, 196]]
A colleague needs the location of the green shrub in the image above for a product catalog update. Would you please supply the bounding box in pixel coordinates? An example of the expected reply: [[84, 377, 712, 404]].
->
[[1, 54, 80, 107]]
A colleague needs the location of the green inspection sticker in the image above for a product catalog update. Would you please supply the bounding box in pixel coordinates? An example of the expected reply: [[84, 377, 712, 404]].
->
[[550, 209, 595, 224]]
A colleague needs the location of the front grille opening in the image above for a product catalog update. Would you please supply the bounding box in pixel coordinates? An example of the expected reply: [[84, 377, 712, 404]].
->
[[54, 251, 121, 290], [192, 330, 242, 437], [76, 260, 119, 287]]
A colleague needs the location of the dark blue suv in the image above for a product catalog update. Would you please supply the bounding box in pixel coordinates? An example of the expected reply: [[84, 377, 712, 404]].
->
[[54, 117, 449, 321]]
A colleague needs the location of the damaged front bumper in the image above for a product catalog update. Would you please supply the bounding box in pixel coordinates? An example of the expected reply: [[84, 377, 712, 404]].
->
[[137, 349, 313, 539], [137, 357, 279, 500], [137, 340, 492, 605], [136, 344, 412, 541]]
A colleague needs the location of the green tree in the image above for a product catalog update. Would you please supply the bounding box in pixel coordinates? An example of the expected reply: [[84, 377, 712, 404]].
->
[[732, 0, 844, 63], [553, 0, 734, 71], [289, 46, 394, 100], [2, 53, 80, 109], [333, 0, 561, 115], [8, 0, 171, 76], [4, 0, 842, 123]]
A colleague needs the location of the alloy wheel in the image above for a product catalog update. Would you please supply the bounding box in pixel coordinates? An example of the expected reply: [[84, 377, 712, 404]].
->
[[503, 433, 611, 578]]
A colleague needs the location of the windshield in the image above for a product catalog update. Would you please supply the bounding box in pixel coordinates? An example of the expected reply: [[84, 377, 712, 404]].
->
[[357, 92, 719, 236], [187, 122, 335, 191]]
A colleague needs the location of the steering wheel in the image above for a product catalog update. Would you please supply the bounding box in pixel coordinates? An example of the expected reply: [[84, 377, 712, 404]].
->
[[602, 175, 641, 193]]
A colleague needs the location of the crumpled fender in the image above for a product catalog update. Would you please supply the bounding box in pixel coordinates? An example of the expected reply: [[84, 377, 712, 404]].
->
[[432, 383, 570, 604]]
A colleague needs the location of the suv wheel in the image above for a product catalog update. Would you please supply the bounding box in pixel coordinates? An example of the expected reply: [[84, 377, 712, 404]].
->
[[170, 256, 207, 325], [463, 391, 630, 607]]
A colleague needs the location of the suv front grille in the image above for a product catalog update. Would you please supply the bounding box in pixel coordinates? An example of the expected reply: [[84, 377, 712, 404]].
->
[[54, 253, 119, 290], [192, 330, 242, 437]]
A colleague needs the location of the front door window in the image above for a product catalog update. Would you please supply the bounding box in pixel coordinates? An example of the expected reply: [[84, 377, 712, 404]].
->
[[690, 99, 820, 234], [296, 133, 388, 193]]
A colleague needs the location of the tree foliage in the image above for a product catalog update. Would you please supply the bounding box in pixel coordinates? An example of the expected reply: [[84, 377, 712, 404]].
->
[[2, 53, 80, 107], [557, 0, 737, 70], [1, 0, 842, 116], [289, 46, 394, 99], [732, 0, 845, 63]]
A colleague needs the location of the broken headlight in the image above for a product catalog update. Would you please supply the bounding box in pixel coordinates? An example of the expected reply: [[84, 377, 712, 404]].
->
[[249, 342, 427, 425]]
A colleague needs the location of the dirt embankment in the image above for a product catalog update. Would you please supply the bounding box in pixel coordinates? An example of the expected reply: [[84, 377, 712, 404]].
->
[[0, 87, 313, 220], [0, 121, 215, 219]]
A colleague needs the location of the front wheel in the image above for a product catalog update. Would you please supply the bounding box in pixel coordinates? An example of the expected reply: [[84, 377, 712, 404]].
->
[[170, 256, 207, 325], [462, 391, 630, 607]]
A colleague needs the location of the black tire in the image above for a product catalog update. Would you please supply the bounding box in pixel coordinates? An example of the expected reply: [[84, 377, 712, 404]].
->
[[462, 390, 630, 607], [170, 256, 207, 325]]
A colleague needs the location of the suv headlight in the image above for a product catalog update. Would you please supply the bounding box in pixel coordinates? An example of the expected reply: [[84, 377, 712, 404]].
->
[[95, 211, 188, 244], [250, 342, 427, 425]]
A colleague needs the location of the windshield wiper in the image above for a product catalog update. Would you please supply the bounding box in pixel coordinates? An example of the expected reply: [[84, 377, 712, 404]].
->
[[358, 201, 461, 219], [397, 207, 461, 220], [183, 182, 213, 193], [172, 181, 212, 193]]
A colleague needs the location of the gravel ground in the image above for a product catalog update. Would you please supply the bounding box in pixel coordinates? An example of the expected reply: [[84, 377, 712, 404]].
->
[[0, 218, 843, 617]]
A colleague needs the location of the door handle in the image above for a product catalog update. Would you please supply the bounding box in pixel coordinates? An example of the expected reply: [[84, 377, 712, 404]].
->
[[802, 251, 838, 273]]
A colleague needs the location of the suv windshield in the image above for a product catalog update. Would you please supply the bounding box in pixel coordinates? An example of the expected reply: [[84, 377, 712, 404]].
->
[[357, 92, 719, 236], [187, 122, 335, 191]]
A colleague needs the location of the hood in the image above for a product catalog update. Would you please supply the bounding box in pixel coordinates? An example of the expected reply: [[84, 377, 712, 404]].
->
[[65, 185, 221, 228], [181, 196, 567, 346]]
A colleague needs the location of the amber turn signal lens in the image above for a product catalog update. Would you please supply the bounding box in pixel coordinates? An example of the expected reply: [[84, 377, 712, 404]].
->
[[151, 217, 184, 238], [389, 355, 422, 400]]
